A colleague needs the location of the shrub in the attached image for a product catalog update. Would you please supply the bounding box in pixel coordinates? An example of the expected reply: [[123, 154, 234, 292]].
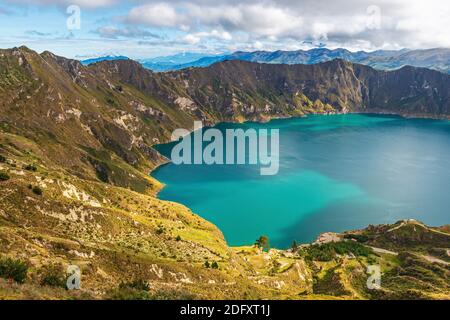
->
[[0, 155, 6, 163], [32, 186, 43, 195], [0, 257, 28, 283], [175, 235, 182, 241], [156, 226, 165, 235], [211, 261, 219, 269], [255, 235, 270, 252], [303, 244, 335, 262], [0, 171, 10, 181], [39, 264, 66, 288], [204, 261, 210, 268], [24, 164, 37, 171]]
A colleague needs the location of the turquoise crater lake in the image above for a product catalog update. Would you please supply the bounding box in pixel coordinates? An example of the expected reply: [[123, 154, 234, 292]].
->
[[152, 114, 450, 248]]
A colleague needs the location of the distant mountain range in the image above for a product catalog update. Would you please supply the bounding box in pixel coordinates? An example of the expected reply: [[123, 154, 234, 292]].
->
[[133, 48, 450, 74], [138, 52, 221, 71], [81, 55, 129, 65]]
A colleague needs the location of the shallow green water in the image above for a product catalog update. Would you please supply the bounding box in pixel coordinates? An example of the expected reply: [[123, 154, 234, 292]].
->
[[152, 114, 450, 248]]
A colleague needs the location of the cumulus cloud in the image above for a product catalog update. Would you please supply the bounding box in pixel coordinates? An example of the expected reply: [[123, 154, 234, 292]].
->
[[4, 0, 450, 51], [125, 2, 304, 38], [120, 0, 450, 50]]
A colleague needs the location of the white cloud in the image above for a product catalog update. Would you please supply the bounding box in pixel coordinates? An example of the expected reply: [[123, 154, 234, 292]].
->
[[183, 34, 200, 44], [126, 3, 184, 28], [191, 3, 304, 37], [5, 0, 450, 51], [183, 30, 232, 44], [120, 0, 450, 50]]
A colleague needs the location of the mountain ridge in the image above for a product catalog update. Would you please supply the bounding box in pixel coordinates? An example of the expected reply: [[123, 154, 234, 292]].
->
[[141, 47, 450, 74], [1, 46, 449, 190]]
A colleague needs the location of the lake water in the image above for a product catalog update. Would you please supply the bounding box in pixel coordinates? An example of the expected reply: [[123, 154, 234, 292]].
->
[[152, 114, 450, 248]]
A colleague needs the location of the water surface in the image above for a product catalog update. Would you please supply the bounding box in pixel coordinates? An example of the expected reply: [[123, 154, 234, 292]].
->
[[152, 114, 450, 248]]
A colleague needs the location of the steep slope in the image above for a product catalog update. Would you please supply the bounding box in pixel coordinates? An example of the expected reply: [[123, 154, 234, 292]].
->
[[166, 59, 450, 119], [1, 47, 195, 194]]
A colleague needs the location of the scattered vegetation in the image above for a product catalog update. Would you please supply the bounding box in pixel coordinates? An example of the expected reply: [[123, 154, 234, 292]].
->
[[313, 266, 351, 296], [365, 252, 450, 299], [107, 280, 195, 300]]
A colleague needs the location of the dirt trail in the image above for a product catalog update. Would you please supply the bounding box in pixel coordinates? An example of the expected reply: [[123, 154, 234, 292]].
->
[[368, 246, 398, 255]]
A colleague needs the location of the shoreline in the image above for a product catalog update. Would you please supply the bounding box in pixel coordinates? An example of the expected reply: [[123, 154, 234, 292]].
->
[[147, 111, 450, 248]]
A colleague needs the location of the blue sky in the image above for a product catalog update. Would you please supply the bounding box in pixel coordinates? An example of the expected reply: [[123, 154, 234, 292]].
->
[[0, 0, 449, 59]]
